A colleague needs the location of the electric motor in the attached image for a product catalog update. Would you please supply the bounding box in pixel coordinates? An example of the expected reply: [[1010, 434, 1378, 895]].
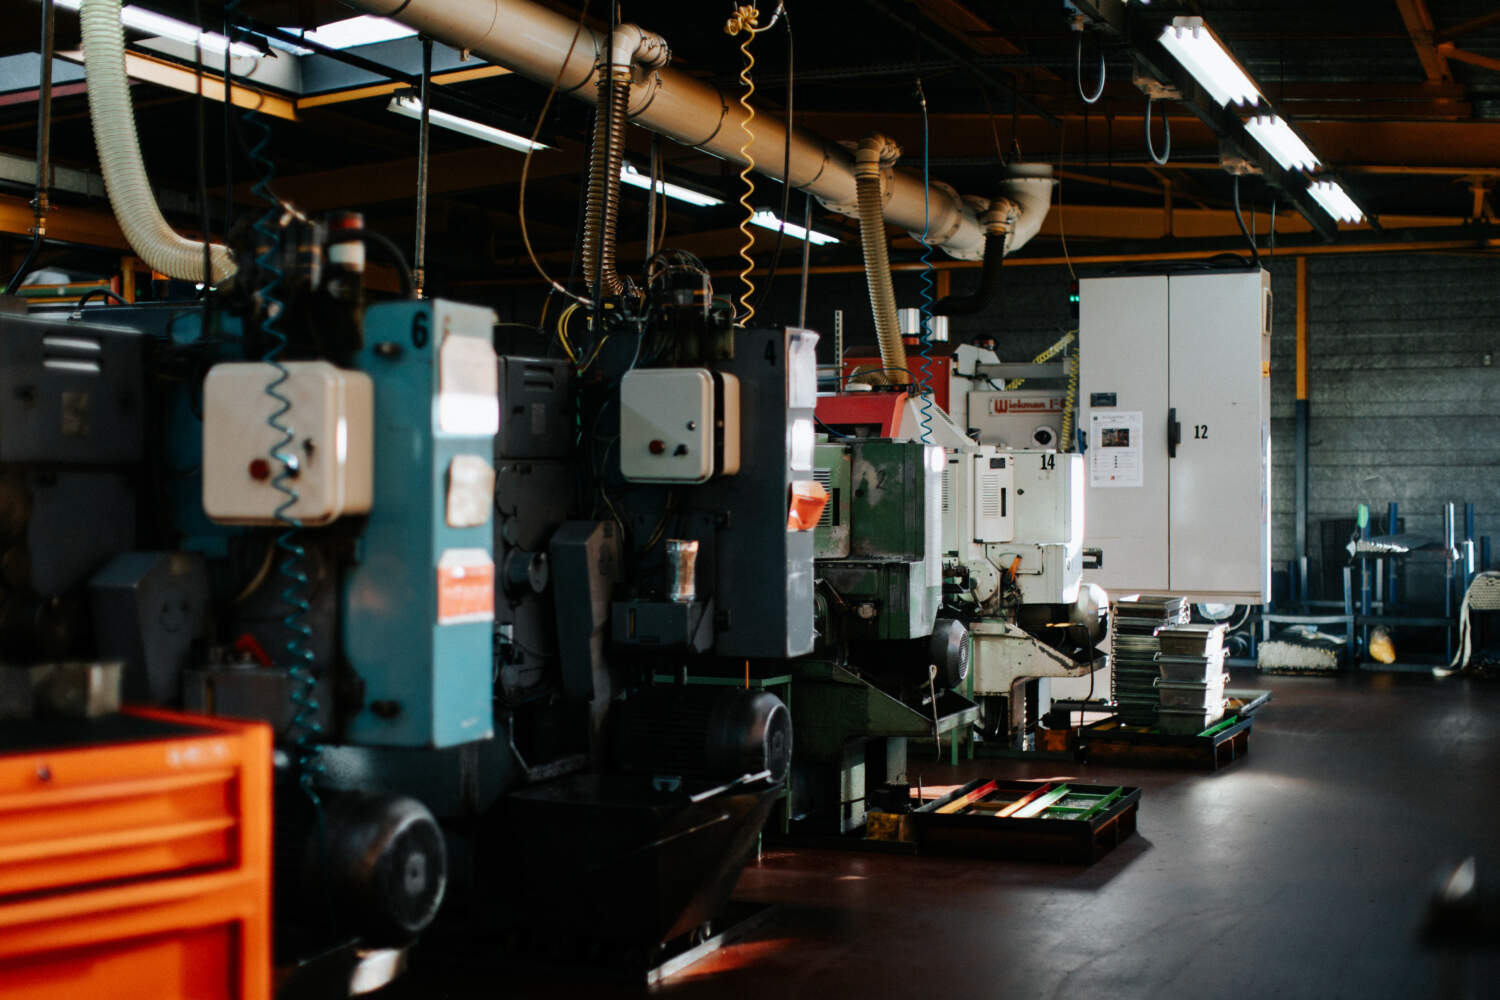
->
[[275, 788, 447, 950], [612, 686, 792, 785]]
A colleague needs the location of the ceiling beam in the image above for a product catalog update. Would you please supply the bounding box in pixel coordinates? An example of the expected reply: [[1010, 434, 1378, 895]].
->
[[794, 111, 1500, 171], [1436, 43, 1500, 76], [229, 144, 585, 212], [1435, 10, 1500, 43], [1394, 0, 1454, 83]]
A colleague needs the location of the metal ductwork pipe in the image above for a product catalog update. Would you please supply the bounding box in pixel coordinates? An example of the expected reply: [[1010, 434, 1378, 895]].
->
[[854, 135, 907, 385], [343, 0, 1051, 262]]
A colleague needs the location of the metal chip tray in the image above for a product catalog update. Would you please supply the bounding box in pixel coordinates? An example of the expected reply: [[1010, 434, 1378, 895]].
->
[[913, 779, 1141, 864]]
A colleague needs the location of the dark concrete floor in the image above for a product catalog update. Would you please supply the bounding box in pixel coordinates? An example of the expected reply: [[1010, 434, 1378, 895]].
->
[[385, 670, 1500, 999]]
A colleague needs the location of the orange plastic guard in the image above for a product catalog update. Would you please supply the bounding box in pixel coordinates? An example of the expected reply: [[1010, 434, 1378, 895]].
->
[[787, 480, 829, 531]]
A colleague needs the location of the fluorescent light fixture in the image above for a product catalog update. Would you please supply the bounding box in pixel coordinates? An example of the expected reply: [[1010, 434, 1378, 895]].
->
[[53, 0, 262, 59], [1244, 115, 1320, 173], [751, 210, 839, 246], [618, 163, 724, 207], [291, 16, 417, 50], [387, 96, 548, 153], [1308, 180, 1364, 224], [1158, 16, 1261, 108]]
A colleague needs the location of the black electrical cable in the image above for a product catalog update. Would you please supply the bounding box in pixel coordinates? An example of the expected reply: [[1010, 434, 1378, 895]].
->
[[75, 288, 130, 310], [1232, 174, 1260, 267], [192, 0, 211, 296], [797, 190, 812, 329], [5, 0, 54, 296], [753, 5, 795, 317], [344, 229, 416, 299], [221, 5, 234, 240]]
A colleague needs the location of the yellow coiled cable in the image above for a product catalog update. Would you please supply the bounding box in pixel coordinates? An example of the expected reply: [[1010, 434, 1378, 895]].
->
[[726, 5, 764, 328]]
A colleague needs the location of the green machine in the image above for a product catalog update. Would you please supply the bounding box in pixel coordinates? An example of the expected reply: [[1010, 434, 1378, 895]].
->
[[787, 434, 978, 835]]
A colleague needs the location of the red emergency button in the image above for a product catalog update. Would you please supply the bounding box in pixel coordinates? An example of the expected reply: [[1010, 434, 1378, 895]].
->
[[649, 440, 666, 455]]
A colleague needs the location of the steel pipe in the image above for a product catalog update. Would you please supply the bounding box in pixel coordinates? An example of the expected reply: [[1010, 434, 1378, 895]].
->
[[344, 0, 1051, 261]]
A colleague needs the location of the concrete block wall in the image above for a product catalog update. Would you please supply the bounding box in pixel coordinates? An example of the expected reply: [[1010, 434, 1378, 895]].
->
[[1267, 254, 1500, 605]]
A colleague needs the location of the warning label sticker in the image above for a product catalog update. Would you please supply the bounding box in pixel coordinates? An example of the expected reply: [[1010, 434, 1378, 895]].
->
[[437, 548, 494, 625]]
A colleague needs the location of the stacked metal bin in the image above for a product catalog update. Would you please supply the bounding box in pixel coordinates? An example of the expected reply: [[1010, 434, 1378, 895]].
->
[[1155, 623, 1229, 734], [1110, 596, 1189, 725]]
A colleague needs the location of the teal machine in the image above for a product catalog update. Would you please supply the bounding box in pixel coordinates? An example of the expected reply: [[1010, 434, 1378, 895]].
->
[[6, 251, 795, 983]]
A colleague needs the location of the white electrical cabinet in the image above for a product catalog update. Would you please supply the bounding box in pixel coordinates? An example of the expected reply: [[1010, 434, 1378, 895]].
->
[[1080, 269, 1271, 603]]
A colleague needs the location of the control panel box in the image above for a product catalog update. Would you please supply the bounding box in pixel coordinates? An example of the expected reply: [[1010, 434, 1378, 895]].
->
[[202, 361, 373, 526], [1080, 269, 1271, 602], [620, 368, 740, 483]]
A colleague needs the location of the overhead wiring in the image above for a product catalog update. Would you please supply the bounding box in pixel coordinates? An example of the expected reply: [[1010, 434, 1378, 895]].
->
[[914, 74, 936, 446], [517, 0, 593, 308], [752, 3, 794, 317], [1075, 29, 1105, 105], [1145, 95, 1171, 166], [1233, 173, 1261, 267]]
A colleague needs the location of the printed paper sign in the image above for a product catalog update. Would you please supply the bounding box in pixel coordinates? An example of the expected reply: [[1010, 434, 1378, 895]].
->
[[1089, 410, 1143, 488]]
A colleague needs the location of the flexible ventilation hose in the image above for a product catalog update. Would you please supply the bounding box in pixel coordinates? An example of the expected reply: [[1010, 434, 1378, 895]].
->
[[855, 135, 908, 385], [935, 202, 1013, 317], [581, 65, 631, 299], [79, 0, 235, 283]]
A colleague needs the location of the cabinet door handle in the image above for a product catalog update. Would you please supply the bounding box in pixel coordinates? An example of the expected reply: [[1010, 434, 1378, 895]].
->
[[1168, 407, 1180, 458]]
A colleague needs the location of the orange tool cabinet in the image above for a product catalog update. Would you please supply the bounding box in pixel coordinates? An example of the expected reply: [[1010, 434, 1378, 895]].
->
[[0, 707, 271, 1000]]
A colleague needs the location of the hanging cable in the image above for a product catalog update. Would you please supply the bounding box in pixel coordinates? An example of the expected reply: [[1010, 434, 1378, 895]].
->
[[1145, 95, 1171, 166], [914, 75, 936, 445], [5, 0, 54, 296], [413, 38, 432, 299], [1233, 173, 1261, 267], [518, 0, 593, 308], [1075, 29, 1105, 105], [752, 4, 794, 317], [725, 4, 767, 327], [797, 190, 812, 329]]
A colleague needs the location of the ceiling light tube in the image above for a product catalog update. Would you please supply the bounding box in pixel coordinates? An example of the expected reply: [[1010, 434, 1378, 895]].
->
[[1244, 115, 1320, 173], [619, 162, 723, 207], [1158, 16, 1261, 108], [387, 96, 548, 152], [53, 0, 262, 59], [1308, 180, 1364, 224], [751, 209, 839, 246]]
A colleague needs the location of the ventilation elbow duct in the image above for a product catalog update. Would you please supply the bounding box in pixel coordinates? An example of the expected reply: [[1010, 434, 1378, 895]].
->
[[931, 164, 1053, 317], [80, 0, 235, 284]]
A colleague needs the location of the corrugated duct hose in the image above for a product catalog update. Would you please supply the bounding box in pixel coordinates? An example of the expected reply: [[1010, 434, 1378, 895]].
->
[[854, 134, 908, 385], [933, 201, 1014, 316], [79, 0, 235, 283], [580, 62, 631, 298]]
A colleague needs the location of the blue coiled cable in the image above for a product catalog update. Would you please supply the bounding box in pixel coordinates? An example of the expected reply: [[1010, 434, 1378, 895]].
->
[[234, 2, 322, 802], [914, 78, 936, 445]]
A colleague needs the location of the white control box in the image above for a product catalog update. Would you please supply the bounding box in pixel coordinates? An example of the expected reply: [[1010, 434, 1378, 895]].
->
[[620, 368, 740, 483], [202, 361, 373, 526]]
